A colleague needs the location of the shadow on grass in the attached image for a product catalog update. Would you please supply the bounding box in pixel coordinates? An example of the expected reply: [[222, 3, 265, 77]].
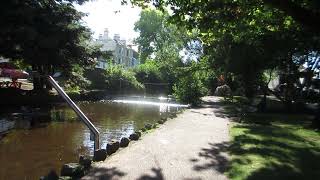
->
[[227, 120, 320, 180], [83, 167, 126, 180], [190, 120, 320, 180], [190, 97, 320, 179], [203, 97, 315, 126]]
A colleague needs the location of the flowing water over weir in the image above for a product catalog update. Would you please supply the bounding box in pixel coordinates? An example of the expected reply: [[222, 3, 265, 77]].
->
[[0, 97, 185, 180]]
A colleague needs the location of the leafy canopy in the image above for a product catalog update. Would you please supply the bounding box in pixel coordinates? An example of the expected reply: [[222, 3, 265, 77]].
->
[[0, 0, 99, 70], [128, 0, 320, 100]]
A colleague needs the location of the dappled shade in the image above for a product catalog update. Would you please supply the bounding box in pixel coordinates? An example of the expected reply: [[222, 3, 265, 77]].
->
[[82, 167, 126, 180], [191, 142, 230, 173], [228, 115, 320, 180]]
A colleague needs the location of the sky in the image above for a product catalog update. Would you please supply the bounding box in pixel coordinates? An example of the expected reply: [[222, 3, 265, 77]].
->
[[75, 0, 142, 44]]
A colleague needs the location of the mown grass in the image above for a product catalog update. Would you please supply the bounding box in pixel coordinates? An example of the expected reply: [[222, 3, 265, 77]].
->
[[227, 113, 320, 180]]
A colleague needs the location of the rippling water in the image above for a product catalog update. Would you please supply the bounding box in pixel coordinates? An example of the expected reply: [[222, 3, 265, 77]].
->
[[0, 99, 182, 180]]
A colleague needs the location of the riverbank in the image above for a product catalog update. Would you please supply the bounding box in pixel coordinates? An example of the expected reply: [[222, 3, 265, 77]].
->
[[0, 88, 109, 106], [82, 96, 230, 180]]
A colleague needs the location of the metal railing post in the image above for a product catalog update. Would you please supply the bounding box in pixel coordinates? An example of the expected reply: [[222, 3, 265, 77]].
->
[[47, 76, 100, 151]]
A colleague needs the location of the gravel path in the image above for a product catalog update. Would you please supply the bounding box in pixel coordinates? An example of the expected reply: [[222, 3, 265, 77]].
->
[[83, 96, 230, 180]]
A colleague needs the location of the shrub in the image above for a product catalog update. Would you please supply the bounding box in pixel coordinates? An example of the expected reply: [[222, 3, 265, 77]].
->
[[60, 65, 91, 92], [85, 68, 107, 89], [104, 65, 144, 93], [134, 60, 163, 83], [134, 60, 167, 94], [85, 65, 144, 93], [173, 73, 207, 106]]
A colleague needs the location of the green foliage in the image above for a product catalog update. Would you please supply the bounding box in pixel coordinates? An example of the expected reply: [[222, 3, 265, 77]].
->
[[155, 49, 183, 93], [173, 71, 207, 106], [134, 60, 163, 83], [85, 65, 145, 94], [134, 9, 166, 62], [134, 8, 202, 95], [134, 60, 167, 94], [0, 0, 105, 91], [60, 64, 91, 93], [191, 57, 217, 94], [104, 65, 144, 93], [134, 8, 190, 63], [11, 59, 31, 71], [0, 0, 99, 71], [129, 0, 320, 104], [128, 0, 320, 32]]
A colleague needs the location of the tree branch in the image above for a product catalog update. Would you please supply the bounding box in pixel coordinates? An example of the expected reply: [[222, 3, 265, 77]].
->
[[267, 88, 285, 102], [262, 0, 320, 32]]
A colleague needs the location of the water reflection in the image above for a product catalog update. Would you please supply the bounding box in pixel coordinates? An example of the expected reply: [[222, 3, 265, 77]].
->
[[0, 99, 183, 180]]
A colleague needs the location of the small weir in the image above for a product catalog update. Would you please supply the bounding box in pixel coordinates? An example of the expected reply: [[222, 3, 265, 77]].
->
[[113, 98, 188, 107], [0, 96, 185, 180]]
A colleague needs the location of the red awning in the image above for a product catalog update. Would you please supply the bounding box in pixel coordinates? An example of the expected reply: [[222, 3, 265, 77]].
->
[[0, 62, 16, 69]]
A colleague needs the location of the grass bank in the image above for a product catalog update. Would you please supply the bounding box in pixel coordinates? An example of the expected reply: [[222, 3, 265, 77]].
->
[[227, 113, 320, 180]]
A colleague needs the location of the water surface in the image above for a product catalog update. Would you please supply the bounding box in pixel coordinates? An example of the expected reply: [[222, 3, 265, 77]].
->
[[0, 99, 181, 180]]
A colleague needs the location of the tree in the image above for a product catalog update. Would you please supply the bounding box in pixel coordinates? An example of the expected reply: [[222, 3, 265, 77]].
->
[[128, 0, 320, 109], [134, 9, 165, 63], [261, 0, 320, 32], [127, 0, 320, 32], [134, 9, 196, 91], [0, 0, 100, 91], [173, 71, 206, 106], [134, 9, 189, 63]]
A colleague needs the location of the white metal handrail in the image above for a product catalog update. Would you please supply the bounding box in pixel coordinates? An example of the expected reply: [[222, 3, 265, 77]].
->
[[47, 76, 100, 151]]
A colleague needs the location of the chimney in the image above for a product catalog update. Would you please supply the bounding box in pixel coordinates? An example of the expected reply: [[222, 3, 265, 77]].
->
[[98, 34, 103, 40], [113, 34, 120, 41], [103, 28, 109, 39]]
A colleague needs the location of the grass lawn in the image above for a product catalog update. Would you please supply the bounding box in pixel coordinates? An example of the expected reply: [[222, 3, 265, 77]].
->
[[227, 113, 320, 180]]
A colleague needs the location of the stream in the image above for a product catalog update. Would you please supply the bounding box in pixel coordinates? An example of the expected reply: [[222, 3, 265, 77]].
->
[[0, 97, 185, 180]]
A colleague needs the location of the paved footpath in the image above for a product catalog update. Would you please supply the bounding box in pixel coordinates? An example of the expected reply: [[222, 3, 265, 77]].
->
[[83, 96, 230, 180]]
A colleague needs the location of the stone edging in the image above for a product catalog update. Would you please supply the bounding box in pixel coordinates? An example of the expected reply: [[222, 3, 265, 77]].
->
[[40, 111, 183, 180]]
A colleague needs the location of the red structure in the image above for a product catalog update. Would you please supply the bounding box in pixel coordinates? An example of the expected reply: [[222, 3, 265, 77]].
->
[[0, 62, 29, 88]]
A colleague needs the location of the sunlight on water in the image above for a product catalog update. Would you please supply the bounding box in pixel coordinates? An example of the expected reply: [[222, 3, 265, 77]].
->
[[0, 98, 185, 180], [112, 99, 188, 107]]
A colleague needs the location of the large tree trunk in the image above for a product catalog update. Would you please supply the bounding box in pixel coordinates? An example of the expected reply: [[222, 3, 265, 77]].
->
[[32, 64, 42, 91], [283, 53, 297, 112], [32, 64, 51, 92], [258, 86, 267, 112], [45, 65, 53, 90], [312, 104, 320, 129]]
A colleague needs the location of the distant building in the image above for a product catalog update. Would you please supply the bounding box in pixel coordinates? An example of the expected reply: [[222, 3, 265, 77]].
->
[[0, 57, 9, 63], [95, 28, 139, 69]]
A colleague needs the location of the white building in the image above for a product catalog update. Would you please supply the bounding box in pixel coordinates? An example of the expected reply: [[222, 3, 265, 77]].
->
[[0, 57, 9, 63], [95, 28, 139, 69]]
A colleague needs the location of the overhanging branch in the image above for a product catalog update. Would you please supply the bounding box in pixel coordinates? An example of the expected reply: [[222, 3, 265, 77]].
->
[[262, 0, 320, 32]]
